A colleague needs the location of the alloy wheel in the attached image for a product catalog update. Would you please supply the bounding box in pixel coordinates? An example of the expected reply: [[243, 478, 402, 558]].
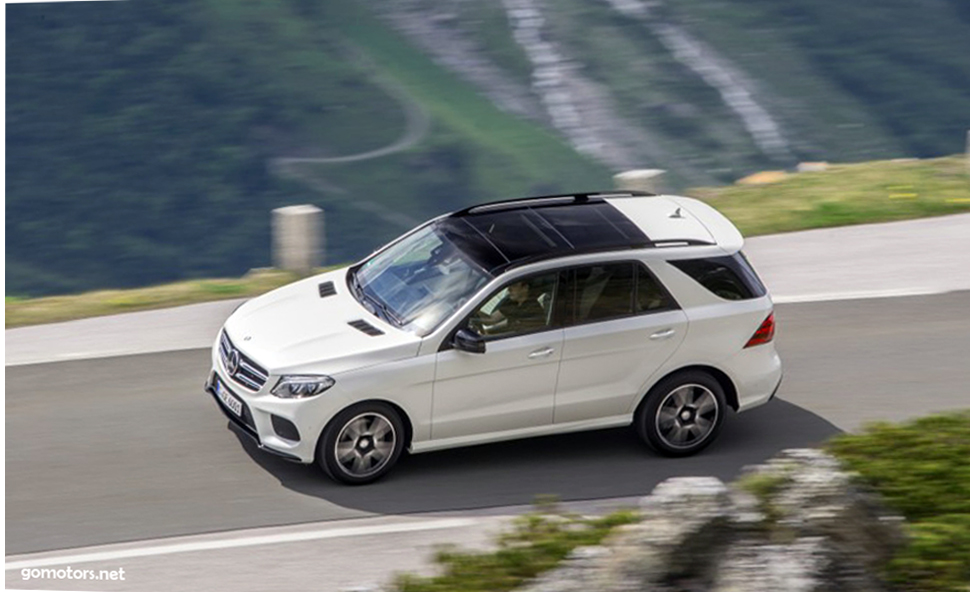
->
[[333, 413, 396, 478], [655, 384, 720, 450]]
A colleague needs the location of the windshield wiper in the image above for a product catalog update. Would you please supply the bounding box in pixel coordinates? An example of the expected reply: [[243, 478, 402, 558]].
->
[[350, 269, 403, 327], [366, 291, 403, 326]]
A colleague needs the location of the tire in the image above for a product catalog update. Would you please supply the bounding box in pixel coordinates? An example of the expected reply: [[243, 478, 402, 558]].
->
[[635, 370, 726, 457], [317, 402, 405, 485]]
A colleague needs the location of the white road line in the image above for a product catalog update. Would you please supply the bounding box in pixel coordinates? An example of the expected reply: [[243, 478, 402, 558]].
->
[[5, 518, 478, 570], [772, 287, 949, 304]]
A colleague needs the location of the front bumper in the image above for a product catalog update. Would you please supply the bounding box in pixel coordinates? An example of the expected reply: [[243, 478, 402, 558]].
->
[[204, 372, 305, 462]]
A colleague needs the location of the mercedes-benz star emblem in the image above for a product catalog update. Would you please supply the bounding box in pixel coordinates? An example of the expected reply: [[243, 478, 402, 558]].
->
[[227, 350, 240, 376]]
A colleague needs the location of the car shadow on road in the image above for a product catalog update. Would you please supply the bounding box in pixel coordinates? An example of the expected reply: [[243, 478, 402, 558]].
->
[[232, 398, 839, 514]]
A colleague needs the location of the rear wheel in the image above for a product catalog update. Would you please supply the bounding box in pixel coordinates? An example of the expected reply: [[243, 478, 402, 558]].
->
[[636, 371, 726, 456], [318, 402, 405, 485]]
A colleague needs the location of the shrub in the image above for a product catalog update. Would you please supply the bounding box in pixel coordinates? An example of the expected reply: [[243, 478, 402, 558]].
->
[[395, 507, 639, 592], [827, 411, 970, 592]]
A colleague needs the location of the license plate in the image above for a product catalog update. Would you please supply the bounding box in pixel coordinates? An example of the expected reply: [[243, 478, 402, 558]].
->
[[216, 379, 243, 417]]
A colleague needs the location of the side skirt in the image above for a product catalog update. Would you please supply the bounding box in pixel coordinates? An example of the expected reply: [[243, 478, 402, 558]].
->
[[409, 415, 633, 454]]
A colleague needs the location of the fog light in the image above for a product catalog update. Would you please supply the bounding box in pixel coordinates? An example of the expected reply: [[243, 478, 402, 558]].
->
[[271, 415, 301, 442]]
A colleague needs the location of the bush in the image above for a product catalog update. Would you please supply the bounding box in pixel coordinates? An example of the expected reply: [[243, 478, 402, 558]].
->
[[395, 507, 639, 592], [827, 411, 970, 592]]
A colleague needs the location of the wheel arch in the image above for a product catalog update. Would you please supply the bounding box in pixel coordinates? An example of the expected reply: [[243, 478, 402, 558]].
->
[[635, 364, 739, 414], [314, 398, 415, 463]]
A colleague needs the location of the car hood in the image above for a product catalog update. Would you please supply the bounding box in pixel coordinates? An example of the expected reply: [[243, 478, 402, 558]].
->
[[222, 268, 420, 375]]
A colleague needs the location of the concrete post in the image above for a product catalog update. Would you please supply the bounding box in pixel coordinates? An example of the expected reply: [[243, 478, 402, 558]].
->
[[272, 204, 324, 273], [613, 169, 667, 195]]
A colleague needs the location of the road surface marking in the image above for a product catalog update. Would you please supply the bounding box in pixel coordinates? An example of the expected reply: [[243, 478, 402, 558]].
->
[[5, 518, 478, 570], [773, 287, 947, 304]]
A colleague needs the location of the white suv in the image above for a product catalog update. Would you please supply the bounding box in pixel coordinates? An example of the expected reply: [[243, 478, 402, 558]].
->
[[205, 192, 781, 484]]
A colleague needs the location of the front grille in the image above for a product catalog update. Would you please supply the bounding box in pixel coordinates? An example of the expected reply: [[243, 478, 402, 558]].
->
[[219, 330, 269, 391]]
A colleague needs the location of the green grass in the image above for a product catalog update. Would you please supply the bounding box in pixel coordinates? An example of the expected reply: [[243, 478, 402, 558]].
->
[[828, 411, 970, 592], [4, 268, 319, 328], [692, 155, 970, 236], [394, 508, 640, 592]]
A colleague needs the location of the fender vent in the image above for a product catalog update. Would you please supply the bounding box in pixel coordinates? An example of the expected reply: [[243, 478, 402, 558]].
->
[[318, 281, 336, 298], [348, 319, 384, 336]]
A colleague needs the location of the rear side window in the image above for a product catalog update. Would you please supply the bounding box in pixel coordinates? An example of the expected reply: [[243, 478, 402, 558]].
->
[[637, 265, 677, 312], [560, 262, 678, 325], [669, 252, 767, 300], [572, 263, 635, 322]]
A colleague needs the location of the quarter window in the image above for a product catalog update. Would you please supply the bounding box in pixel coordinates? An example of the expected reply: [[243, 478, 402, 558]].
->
[[668, 252, 767, 300]]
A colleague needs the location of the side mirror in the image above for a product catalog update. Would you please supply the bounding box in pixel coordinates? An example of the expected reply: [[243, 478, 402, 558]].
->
[[453, 328, 486, 354]]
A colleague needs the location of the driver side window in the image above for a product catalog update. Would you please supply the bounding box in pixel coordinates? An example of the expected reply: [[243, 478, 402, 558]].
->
[[467, 271, 560, 339]]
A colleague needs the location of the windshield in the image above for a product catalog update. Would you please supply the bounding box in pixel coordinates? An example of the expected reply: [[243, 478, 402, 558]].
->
[[354, 223, 493, 336]]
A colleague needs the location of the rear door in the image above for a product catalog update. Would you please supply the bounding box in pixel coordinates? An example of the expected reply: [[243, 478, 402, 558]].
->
[[553, 262, 688, 424]]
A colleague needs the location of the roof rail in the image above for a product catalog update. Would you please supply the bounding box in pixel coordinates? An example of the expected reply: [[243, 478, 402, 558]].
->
[[492, 238, 716, 273], [452, 190, 655, 217]]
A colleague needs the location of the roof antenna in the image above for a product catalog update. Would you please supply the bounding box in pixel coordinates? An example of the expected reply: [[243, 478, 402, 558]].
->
[[669, 207, 684, 219]]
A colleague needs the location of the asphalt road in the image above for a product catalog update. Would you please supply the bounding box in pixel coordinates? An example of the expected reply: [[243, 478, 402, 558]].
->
[[6, 291, 970, 556]]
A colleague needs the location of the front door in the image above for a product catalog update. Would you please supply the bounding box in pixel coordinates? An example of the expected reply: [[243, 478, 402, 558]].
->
[[432, 270, 564, 440]]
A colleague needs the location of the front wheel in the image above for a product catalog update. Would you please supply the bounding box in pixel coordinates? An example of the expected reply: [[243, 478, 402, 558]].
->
[[318, 402, 405, 485], [636, 371, 726, 456]]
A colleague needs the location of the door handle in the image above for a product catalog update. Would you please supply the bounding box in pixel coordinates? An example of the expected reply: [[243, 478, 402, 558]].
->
[[528, 346, 555, 359], [650, 328, 676, 340]]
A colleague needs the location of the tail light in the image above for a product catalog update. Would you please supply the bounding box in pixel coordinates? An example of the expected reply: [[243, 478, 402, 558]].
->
[[745, 313, 775, 348]]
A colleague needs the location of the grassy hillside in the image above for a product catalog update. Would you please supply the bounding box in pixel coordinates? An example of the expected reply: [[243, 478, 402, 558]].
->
[[408, 0, 968, 176], [307, 0, 613, 218], [7, 0, 969, 297], [665, 0, 970, 159], [5, 0, 611, 297], [6, 0, 385, 295]]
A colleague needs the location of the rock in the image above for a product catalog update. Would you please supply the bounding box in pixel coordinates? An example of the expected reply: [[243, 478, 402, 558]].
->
[[519, 546, 613, 592], [518, 477, 734, 592], [797, 161, 829, 172], [516, 449, 904, 592], [614, 169, 667, 194], [714, 538, 827, 592]]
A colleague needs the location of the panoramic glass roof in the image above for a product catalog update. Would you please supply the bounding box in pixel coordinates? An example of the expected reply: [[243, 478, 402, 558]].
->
[[436, 200, 650, 273]]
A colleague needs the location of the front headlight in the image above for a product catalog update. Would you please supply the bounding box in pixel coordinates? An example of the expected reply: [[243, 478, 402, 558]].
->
[[271, 375, 335, 399]]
